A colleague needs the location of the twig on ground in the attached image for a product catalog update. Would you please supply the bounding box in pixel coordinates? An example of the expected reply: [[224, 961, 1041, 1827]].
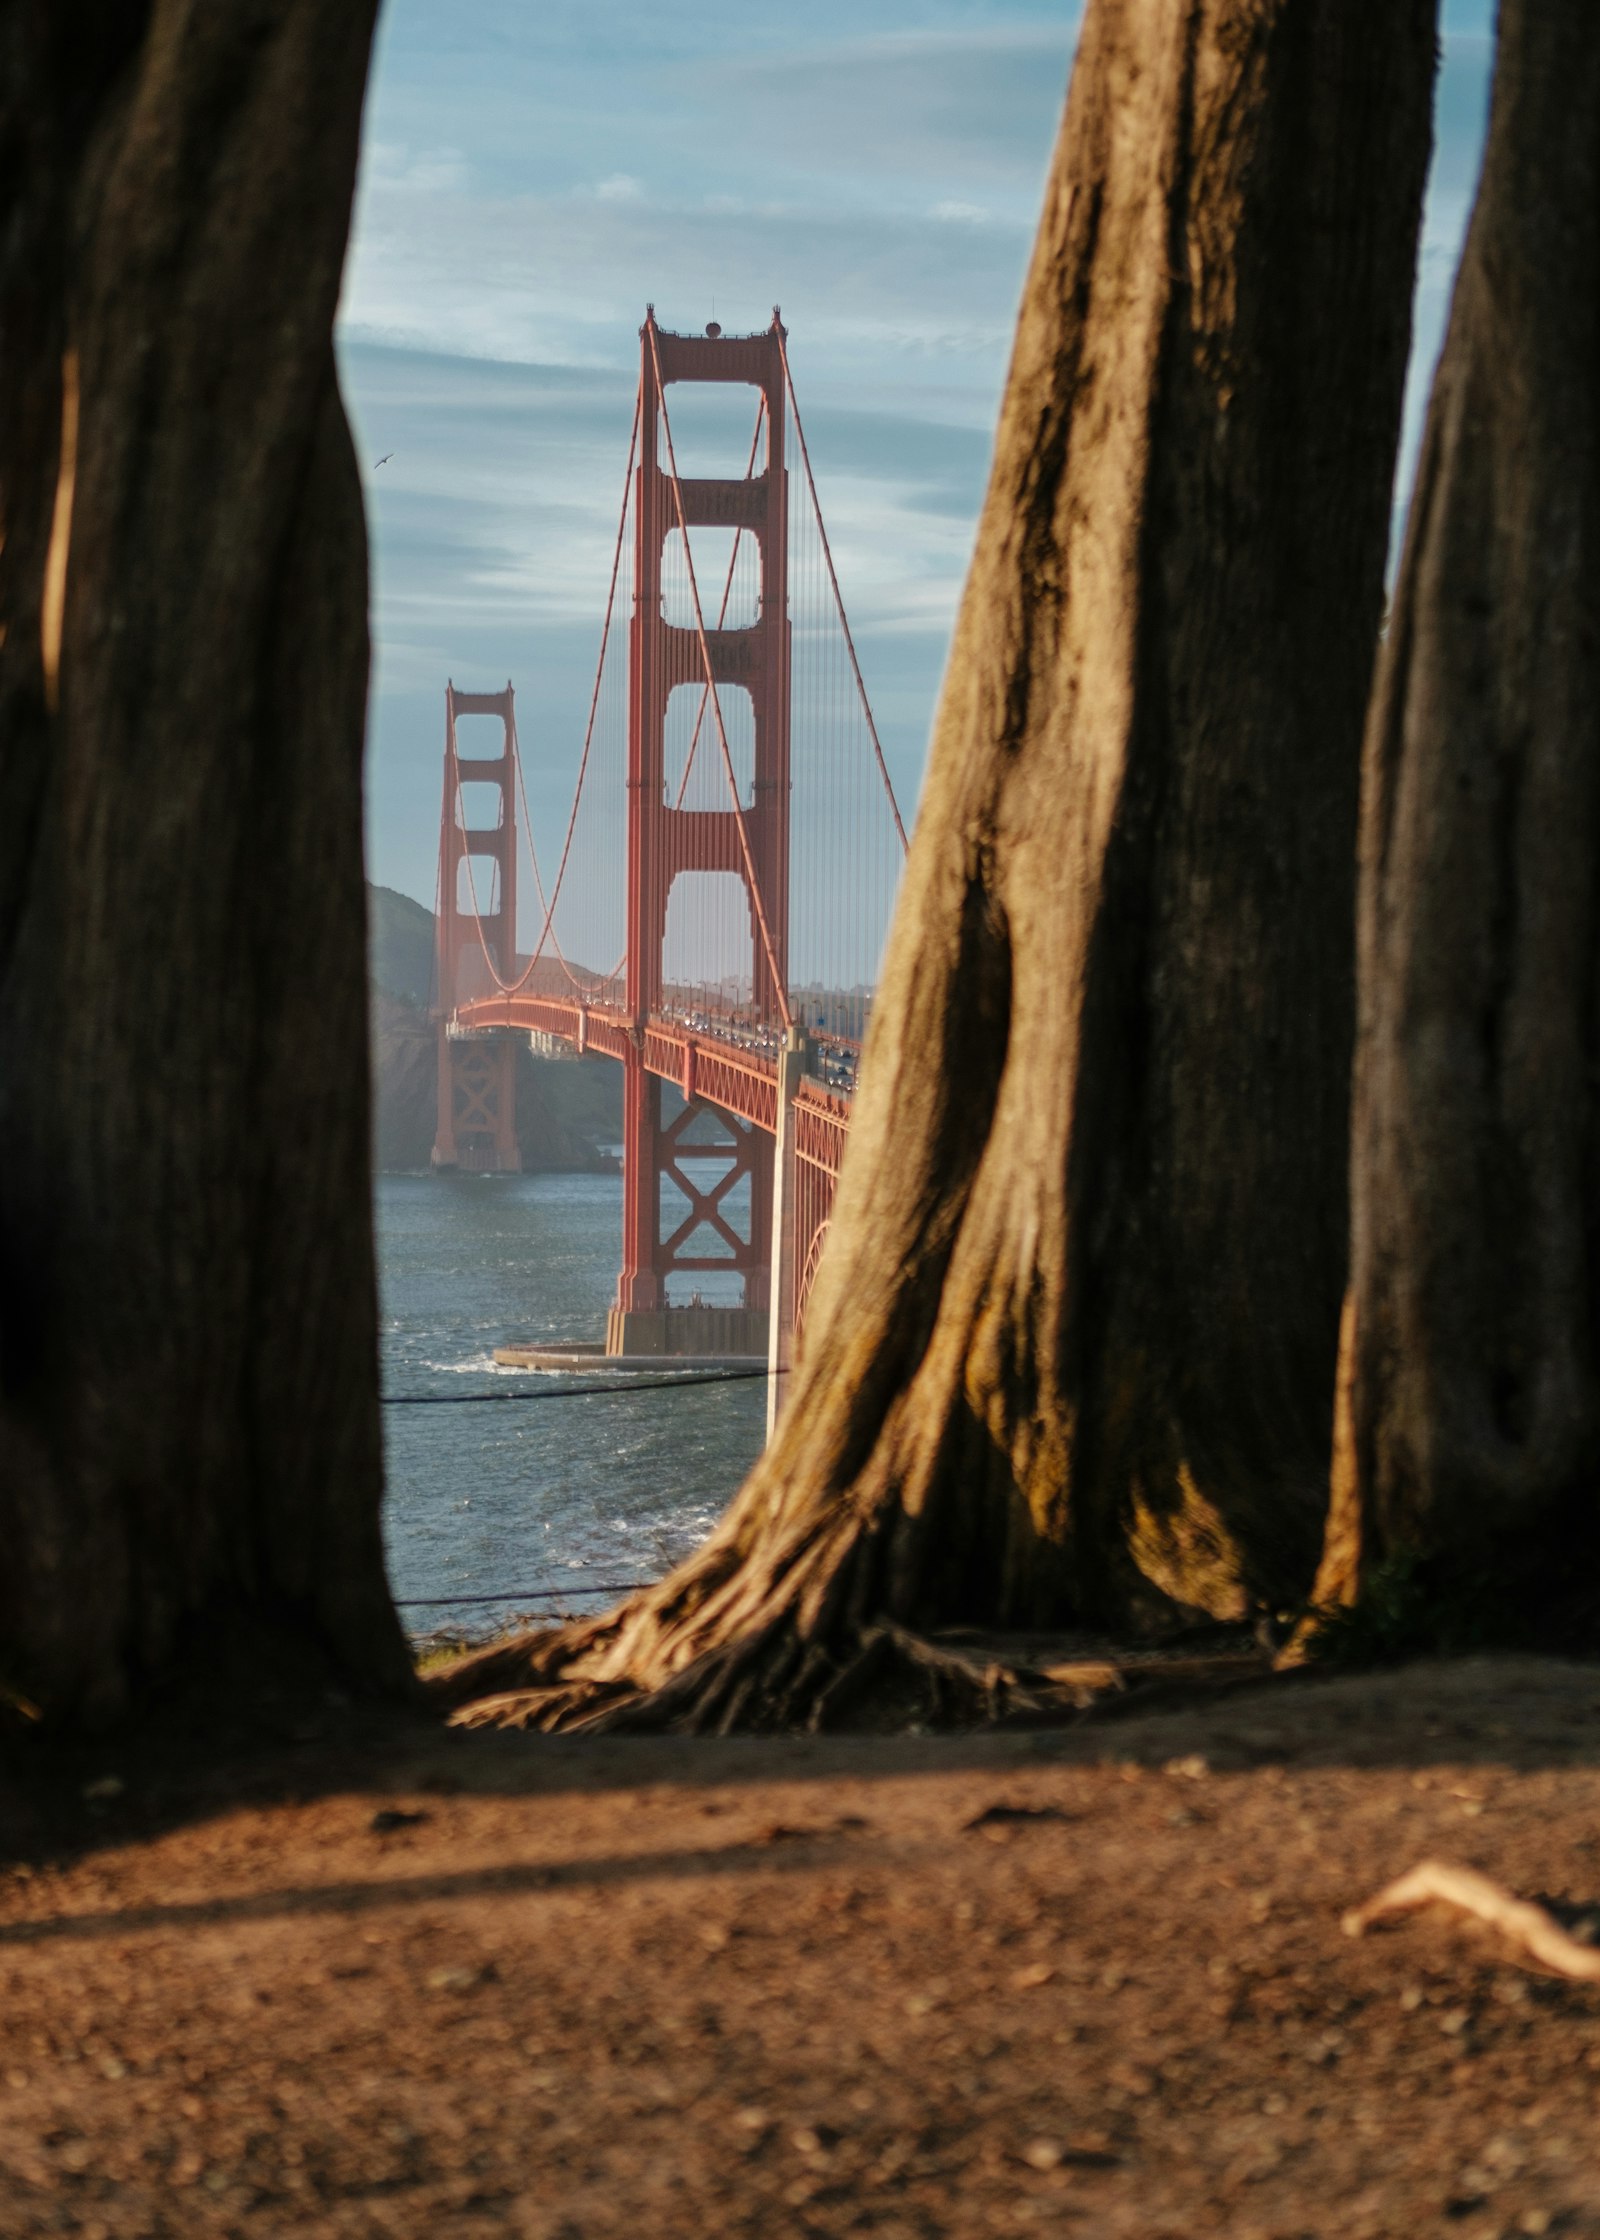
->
[[1343, 1860, 1600, 1981]]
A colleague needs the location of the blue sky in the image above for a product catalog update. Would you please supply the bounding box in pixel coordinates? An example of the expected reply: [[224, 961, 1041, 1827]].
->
[[341, 0, 1496, 913]]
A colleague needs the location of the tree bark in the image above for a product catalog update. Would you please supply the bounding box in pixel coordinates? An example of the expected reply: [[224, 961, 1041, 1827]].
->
[[1310, 0, 1600, 1628], [0, 2, 412, 1721], [445, 0, 1438, 1734]]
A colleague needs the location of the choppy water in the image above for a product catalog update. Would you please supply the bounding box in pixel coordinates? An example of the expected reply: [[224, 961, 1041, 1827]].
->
[[376, 1170, 765, 1639]]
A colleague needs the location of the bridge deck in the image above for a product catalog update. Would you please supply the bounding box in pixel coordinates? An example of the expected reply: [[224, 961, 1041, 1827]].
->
[[448, 996, 851, 1175]]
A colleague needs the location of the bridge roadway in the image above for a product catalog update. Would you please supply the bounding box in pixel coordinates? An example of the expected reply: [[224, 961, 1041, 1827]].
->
[[448, 992, 852, 1188]]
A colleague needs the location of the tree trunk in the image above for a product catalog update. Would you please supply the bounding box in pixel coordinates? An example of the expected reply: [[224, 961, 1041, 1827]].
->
[[0, 2, 412, 1722], [446, 0, 1438, 1734], [1309, 0, 1600, 1636]]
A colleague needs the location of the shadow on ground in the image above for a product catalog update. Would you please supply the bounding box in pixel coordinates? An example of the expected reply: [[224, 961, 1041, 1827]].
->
[[3, 1650, 1598, 1874]]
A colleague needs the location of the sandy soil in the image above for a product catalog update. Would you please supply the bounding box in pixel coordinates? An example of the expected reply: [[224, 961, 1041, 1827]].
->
[[3, 1654, 1600, 2238]]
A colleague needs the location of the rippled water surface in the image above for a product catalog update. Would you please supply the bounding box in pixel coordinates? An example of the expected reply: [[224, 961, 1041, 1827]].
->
[[376, 1171, 765, 1638]]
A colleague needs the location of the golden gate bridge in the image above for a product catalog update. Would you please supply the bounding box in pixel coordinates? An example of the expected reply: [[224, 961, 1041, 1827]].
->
[[429, 310, 907, 1422]]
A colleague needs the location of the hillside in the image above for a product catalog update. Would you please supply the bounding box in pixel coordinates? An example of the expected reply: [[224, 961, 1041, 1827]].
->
[[368, 882, 437, 1009], [366, 885, 620, 1172]]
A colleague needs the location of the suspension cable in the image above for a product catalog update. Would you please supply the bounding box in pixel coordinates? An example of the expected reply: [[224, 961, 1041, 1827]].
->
[[776, 325, 908, 856], [508, 697, 558, 935], [510, 385, 642, 997], [453, 388, 643, 1006]]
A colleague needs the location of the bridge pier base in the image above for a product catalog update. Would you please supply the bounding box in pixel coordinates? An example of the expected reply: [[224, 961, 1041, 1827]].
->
[[604, 1303, 768, 1358]]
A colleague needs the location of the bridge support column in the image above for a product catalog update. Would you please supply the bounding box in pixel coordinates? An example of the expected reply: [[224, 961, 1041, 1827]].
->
[[766, 1028, 810, 1438], [613, 1056, 664, 1320]]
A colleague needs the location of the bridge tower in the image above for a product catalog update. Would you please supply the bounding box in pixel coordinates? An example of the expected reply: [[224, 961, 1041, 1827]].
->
[[431, 683, 522, 1173], [607, 312, 790, 1354]]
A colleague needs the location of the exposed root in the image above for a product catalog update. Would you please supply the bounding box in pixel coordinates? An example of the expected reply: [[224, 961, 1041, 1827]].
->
[[0, 1677, 43, 1732], [1343, 1861, 1600, 1981], [868, 1625, 1056, 1723], [428, 1618, 611, 1713], [439, 1613, 1035, 1735], [435, 1578, 1271, 1738], [422, 1435, 1277, 1738]]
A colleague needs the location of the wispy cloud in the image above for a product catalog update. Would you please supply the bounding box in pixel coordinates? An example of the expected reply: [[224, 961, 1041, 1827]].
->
[[344, 1, 1494, 908]]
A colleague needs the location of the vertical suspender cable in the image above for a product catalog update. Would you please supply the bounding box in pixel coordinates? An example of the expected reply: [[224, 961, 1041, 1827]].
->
[[776, 328, 908, 859]]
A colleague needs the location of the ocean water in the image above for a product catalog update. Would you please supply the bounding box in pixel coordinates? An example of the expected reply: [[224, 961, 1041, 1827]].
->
[[376, 1170, 766, 1639]]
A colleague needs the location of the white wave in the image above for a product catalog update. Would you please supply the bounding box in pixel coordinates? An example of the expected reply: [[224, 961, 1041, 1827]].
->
[[418, 1352, 521, 1376]]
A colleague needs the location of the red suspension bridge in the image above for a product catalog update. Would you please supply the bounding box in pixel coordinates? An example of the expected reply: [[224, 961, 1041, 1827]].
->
[[430, 310, 907, 1419]]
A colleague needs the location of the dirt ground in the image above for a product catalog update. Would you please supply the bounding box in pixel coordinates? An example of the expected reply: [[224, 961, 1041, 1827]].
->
[[3, 1654, 1600, 2239]]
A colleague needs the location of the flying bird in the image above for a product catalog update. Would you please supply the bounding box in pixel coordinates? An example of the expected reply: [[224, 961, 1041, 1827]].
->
[[374, 453, 394, 468]]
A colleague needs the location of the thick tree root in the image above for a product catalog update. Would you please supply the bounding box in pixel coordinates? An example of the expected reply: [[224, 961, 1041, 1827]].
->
[[446, 1622, 1051, 1736], [434, 1508, 875, 1733], [428, 1457, 1274, 1736], [436, 1590, 1269, 1736], [1343, 1862, 1600, 1980]]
